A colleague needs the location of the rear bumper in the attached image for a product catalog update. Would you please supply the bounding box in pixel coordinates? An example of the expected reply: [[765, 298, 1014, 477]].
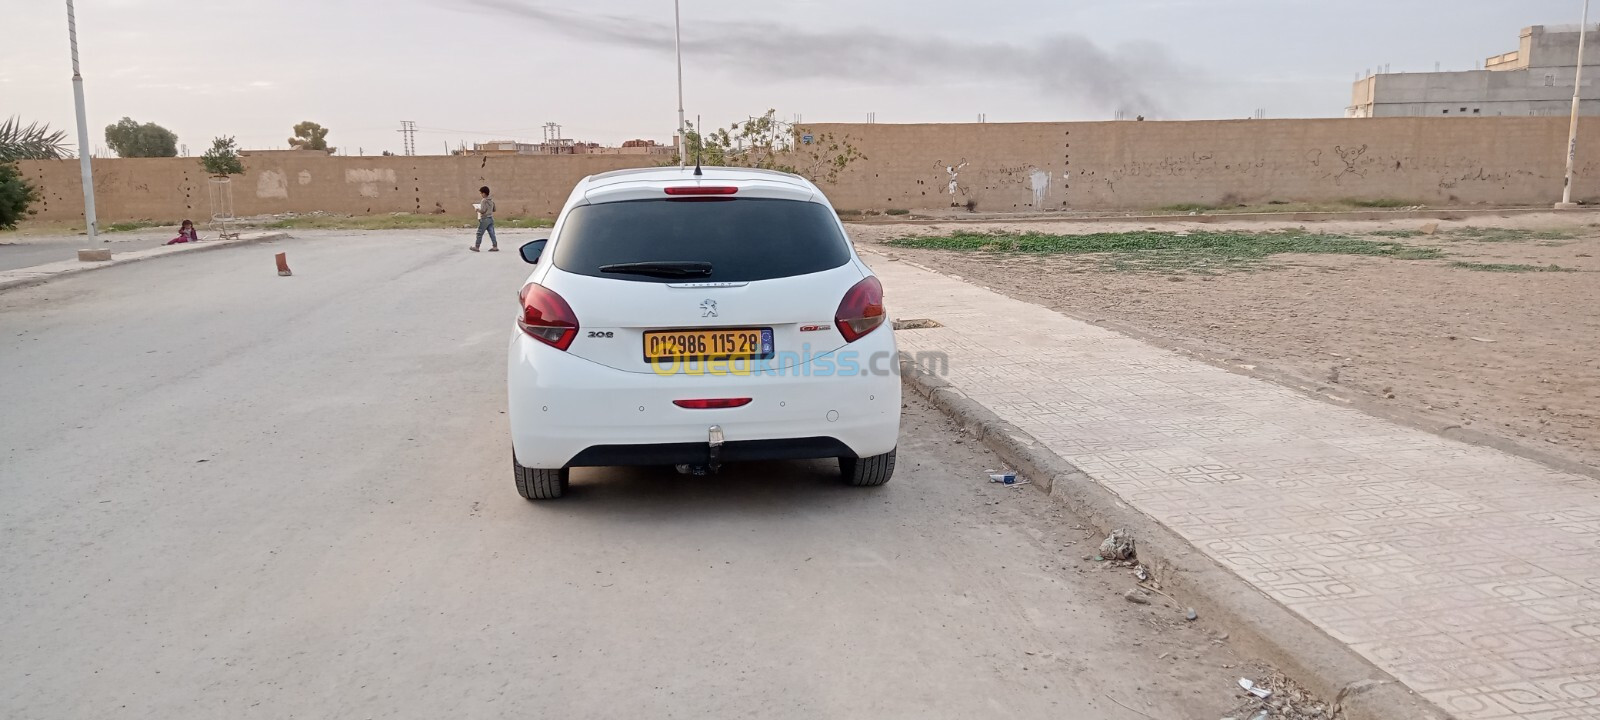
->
[[568, 437, 857, 468], [507, 328, 901, 469]]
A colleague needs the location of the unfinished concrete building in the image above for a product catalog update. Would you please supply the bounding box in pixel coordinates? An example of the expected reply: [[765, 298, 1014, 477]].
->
[[1349, 25, 1600, 118]]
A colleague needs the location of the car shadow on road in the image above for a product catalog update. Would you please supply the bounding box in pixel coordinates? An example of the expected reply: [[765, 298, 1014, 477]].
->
[[527, 460, 889, 521]]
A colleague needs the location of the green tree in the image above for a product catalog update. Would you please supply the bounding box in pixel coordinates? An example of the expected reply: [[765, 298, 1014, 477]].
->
[[200, 136, 244, 177], [0, 161, 39, 230], [668, 109, 865, 185], [103, 117, 178, 158], [288, 121, 333, 153], [0, 116, 70, 162]]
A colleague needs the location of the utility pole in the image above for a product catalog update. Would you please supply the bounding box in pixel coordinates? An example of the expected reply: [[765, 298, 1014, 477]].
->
[[398, 121, 417, 156], [543, 122, 567, 154], [65, 0, 98, 241], [675, 0, 687, 168], [1559, 0, 1592, 209]]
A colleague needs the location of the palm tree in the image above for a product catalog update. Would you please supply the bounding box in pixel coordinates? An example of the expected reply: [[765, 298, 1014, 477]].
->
[[0, 117, 71, 162]]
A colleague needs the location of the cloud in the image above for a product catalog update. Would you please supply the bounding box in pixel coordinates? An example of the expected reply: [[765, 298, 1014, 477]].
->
[[463, 0, 1190, 116], [132, 81, 279, 96]]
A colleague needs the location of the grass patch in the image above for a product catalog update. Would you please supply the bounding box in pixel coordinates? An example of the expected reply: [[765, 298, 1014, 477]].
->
[[496, 217, 555, 229], [886, 229, 1443, 273], [1449, 227, 1575, 243], [885, 208, 911, 216], [258, 214, 552, 231], [1367, 229, 1423, 238], [1150, 200, 1430, 215], [1343, 198, 1417, 208], [103, 220, 171, 233], [1449, 261, 1578, 273]]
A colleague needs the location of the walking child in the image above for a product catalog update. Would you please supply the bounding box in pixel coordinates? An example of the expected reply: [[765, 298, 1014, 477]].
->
[[471, 186, 498, 252]]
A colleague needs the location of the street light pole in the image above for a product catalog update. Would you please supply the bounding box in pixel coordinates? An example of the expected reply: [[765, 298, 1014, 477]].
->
[[65, 0, 98, 240], [675, 0, 687, 168], [1559, 0, 1592, 209]]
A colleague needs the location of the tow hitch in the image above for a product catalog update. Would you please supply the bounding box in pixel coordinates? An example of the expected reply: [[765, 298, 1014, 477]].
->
[[675, 425, 726, 476]]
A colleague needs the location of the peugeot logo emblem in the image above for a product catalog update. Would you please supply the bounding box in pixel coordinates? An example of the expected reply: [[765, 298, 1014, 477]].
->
[[700, 299, 718, 318]]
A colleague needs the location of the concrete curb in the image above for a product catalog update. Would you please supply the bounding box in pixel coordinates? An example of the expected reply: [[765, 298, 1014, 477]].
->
[[850, 205, 1597, 227], [0, 232, 290, 294], [899, 357, 1455, 720]]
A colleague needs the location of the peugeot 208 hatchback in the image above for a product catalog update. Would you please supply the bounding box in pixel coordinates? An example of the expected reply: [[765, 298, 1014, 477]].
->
[[507, 166, 901, 499]]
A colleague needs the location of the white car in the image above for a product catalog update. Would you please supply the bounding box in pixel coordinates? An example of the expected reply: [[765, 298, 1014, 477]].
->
[[507, 166, 902, 499]]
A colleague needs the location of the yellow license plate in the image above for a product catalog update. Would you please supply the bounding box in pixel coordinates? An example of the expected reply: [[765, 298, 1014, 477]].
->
[[643, 328, 773, 362]]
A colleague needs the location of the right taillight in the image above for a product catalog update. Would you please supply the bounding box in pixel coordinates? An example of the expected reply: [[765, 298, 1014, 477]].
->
[[835, 276, 886, 342], [518, 283, 578, 351]]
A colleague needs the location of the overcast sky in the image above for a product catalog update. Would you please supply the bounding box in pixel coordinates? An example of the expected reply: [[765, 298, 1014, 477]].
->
[[0, 0, 1580, 156]]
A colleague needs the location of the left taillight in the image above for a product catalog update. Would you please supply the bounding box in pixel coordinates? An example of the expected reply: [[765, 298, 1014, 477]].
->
[[836, 276, 887, 342], [518, 283, 578, 351]]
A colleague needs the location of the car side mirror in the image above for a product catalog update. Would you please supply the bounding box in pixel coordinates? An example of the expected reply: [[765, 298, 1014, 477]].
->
[[519, 239, 548, 265]]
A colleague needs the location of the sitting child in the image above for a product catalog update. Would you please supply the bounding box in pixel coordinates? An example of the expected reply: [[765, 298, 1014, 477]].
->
[[166, 219, 200, 245]]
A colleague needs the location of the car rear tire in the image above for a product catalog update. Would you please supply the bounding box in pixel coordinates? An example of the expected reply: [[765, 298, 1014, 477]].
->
[[841, 448, 896, 487], [514, 454, 569, 500]]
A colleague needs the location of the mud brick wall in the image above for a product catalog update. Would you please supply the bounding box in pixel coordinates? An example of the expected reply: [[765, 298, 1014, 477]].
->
[[20, 117, 1600, 222], [16, 154, 657, 223], [806, 117, 1600, 212]]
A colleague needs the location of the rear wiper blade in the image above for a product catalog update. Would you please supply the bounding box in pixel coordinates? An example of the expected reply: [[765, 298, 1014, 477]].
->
[[599, 261, 713, 277]]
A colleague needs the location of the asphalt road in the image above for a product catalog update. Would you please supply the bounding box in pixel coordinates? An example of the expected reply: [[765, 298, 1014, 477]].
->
[[0, 230, 1255, 719]]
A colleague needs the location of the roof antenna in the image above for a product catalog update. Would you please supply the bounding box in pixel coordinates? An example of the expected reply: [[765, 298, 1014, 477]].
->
[[693, 150, 703, 177]]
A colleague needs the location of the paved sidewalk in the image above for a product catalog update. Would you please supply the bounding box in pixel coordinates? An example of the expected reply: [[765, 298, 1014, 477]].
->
[[0, 232, 287, 292], [873, 257, 1600, 720]]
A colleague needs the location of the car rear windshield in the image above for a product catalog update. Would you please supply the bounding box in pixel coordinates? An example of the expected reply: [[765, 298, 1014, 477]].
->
[[551, 198, 853, 283]]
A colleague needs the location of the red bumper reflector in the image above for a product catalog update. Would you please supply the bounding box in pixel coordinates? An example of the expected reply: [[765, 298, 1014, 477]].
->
[[673, 398, 753, 409]]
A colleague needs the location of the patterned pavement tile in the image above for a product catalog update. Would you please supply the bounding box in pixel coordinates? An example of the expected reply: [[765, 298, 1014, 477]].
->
[[875, 259, 1600, 720]]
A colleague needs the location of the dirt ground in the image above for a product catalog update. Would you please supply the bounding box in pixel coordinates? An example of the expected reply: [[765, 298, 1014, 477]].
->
[[853, 212, 1600, 473]]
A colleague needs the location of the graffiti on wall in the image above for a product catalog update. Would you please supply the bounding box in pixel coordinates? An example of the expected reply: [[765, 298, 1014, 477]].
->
[[1073, 144, 1553, 204], [935, 160, 1065, 210], [944, 162, 968, 196], [1028, 170, 1051, 208]]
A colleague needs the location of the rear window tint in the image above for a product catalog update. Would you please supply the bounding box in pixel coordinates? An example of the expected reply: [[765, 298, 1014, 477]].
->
[[551, 198, 852, 283]]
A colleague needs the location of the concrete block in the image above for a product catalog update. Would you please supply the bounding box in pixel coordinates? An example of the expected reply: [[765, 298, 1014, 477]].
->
[[77, 249, 112, 262]]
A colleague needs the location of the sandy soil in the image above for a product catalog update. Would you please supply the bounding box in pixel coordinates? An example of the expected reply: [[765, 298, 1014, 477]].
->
[[854, 212, 1600, 472]]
